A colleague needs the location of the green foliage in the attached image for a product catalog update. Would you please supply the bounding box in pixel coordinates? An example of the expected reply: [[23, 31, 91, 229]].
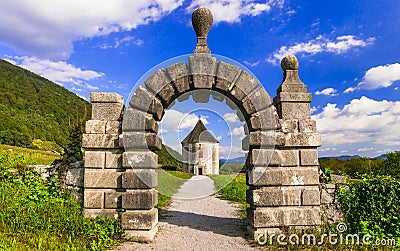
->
[[382, 152, 400, 177], [320, 156, 394, 179], [31, 139, 63, 153], [0, 129, 31, 148], [0, 59, 91, 149], [0, 150, 124, 250], [0, 144, 59, 165], [209, 175, 249, 216], [337, 175, 400, 243], [155, 145, 182, 171], [62, 106, 87, 164]]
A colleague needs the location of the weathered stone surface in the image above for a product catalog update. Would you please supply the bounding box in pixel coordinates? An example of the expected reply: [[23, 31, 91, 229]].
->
[[247, 187, 302, 206], [249, 108, 278, 131], [123, 132, 162, 151], [104, 191, 123, 209], [122, 108, 158, 133], [66, 168, 84, 187], [247, 166, 320, 186], [320, 189, 334, 204], [92, 103, 124, 121], [82, 134, 119, 149], [84, 170, 123, 188], [277, 132, 321, 147], [105, 151, 123, 168], [281, 55, 298, 70], [166, 62, 190, 93], [215, 61, 239, 91], [84, 190, 103, 208], [122, 170, 158, 189], [144, 69, 175, 106], [278, 102, 310, 119], [192, 7, 213, 54], [122, 189, 158, 210], [302, 187, 321, 205], [189, 55, 216, 89], [90, 92, 124, 103], [84, 209, 119, 220], [85, 120, 107, 134], [122, 151, 158, 169], [242, 88, 273, 115], [279, 119, 298, 133], [121, 208, 158, 230], [247, 131, 277, 148], [275, 92, 312, 103], [84, 151, 105, 168], [129, 86, 163, 121], [330, 174, 347, 183], [300, 149, 319, 166], [192, 89, 211, 103], [251, 149, 299, 167], [106, 121, 120, 134], [125, 226, 158, 242], [230, 70, 259, 101], [299, 119, 317, 133], [247, 206, 321, 228]]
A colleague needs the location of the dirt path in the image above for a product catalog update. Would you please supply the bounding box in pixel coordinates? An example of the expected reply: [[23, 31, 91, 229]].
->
[[113, 176, 259, 251]]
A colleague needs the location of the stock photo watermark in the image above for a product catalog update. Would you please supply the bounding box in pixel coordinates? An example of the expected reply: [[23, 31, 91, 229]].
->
[[257, 223, 397, 247]]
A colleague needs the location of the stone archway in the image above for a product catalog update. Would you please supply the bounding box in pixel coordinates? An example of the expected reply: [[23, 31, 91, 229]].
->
[[82, 7, 321, 241]]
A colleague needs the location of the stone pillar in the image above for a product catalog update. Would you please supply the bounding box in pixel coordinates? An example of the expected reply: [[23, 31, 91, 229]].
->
[[82, 92, 124, 220], [246, 55, 321, 239]]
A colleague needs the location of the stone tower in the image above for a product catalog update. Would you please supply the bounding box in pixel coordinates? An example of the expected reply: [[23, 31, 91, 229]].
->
[[181, 119, 219, 175]]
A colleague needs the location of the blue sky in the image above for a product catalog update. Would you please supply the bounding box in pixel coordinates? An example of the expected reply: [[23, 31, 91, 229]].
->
[[1, 0, 399, 158]]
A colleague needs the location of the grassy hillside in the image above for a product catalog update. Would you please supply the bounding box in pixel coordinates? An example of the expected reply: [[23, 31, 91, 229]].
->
[[155, 144, 182, 170], [0, 59, 90, 148]]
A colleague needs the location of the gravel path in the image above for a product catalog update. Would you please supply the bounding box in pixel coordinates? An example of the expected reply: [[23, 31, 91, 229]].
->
[[113, 175, 259, 251]]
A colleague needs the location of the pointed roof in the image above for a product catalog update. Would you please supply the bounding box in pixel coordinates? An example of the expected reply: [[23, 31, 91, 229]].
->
[[181, 119, 219, 144]]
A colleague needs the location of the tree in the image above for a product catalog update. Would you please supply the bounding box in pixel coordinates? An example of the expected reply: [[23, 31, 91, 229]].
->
[[382, 151, 400, 177]]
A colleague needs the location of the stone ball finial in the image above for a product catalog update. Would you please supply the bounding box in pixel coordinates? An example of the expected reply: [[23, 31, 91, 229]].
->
[[192, 7, 213, 54], [192, 7, 213, 38], [281, 55, 299, 71]]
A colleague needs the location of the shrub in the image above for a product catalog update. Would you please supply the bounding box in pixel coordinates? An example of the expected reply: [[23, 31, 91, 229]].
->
[[337, 175, 400, 241]]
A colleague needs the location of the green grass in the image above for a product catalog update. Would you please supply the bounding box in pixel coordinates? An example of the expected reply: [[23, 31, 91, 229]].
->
[[156, 170, 193, 209], [0, 150, 124, 250], [0, 144, 60, 165], [209, 174, 249, 216]]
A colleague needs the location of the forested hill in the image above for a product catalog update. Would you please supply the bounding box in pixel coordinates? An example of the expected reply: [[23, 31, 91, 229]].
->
[[0, 59, 91, 148]]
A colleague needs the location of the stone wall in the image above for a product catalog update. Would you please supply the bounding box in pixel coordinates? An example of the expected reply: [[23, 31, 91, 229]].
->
[[32, 161, 84, 200]]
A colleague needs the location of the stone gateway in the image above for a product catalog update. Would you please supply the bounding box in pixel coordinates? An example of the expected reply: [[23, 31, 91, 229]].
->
[[82, 7, 322, 241]]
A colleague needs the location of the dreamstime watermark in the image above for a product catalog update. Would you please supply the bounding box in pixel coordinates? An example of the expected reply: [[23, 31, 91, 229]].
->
[[257, 223, 397, 247]]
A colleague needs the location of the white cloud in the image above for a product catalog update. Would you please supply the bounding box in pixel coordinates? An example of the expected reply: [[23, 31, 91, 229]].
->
[[244, 60, 260, 67], [0, 0, 184, 59], [344, 63, 400, 92], [357, 147, 375, 152], [267, 35, 374, 65], [218, 145, 246, 159], [228, 126, 245, 139], [187, 0, 283, 24], [5, 56, 103, 90], [160, 109, 209, 132], [223, 112, 240, 123], [315, 87, 338, 97], [312, 96, 400, 146], [99, 36, 144, 49], [319, 147, 336, 152]]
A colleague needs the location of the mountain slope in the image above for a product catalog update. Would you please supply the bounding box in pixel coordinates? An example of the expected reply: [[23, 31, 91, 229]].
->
[[0, 59, 91, 148]]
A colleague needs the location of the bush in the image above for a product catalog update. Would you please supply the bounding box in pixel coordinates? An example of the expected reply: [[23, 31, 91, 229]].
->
[[0, 129, 31, 148], [337, 175, 400, 241], [0, 151, 124, 250]]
